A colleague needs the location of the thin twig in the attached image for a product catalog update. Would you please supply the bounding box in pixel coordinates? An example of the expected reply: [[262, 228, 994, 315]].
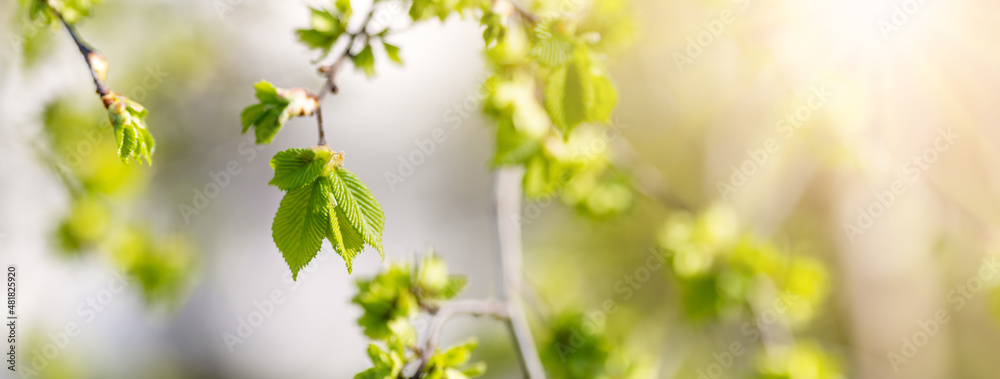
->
[[312, 8, 377, 146], [495, 167, 547, 378], [503, 0, 540, 24], [613, 138, 694, 211], [50, 5, 109, 98], [410, 299, 509, 377]]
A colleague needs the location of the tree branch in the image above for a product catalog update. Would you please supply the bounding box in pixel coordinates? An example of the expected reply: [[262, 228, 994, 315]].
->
[[613, 138, 694, 211], [312, 8, 377, 146], [495, 167, 547, 378], [410, 299, 509, 377], [50, 5, 109, 99]]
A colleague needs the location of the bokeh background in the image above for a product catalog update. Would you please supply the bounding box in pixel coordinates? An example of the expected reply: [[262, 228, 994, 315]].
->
[[3, 0, 1000, 378]]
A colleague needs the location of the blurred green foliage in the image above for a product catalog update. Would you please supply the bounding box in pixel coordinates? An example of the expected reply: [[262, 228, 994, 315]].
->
[[353, 256, 485, 378], [658, 204, 830, 325], [111, 227, 196, 307], [540, 312, 644, 379], [38, 99, 195, 307], [753, 342, 844, 379]]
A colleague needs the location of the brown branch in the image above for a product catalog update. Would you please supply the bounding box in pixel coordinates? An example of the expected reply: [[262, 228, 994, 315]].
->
[[312, 8, 377, 146], [409, 299, 509, 378], [49, 5, 109, 99], [499, 0, 539, 24]]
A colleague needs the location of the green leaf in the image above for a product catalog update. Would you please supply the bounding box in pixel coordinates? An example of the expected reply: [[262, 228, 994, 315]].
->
[[545, 55, 594, 134], [272, 177, 335, 280], [330, 206, 367, 273], [253, 80, 283, 103], [352, 264, 417, 339], [105, 93, 155, 165], [424, 339, 485, 378], [241, 81, 293, 144], [296, 8, 346, 56], [493, 119, 542, 166], [480, 12, 506, 47], [330, 167, 385, 258], [382, 42, 403, 65], [589, 72, 617, 123], [335, 0, 352, 17], [352, 44, 376, 77], [269, 147, 334, 190], [530, 19, 575, 67]]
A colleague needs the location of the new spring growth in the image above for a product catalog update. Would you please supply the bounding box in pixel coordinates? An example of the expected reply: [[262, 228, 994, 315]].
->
[[87, 51, 109, 83]]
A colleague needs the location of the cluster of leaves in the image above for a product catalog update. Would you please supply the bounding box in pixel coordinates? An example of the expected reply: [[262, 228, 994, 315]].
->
[[19, 0, 103, 25], [540, 312, 644, 379], [294, 0, 403, 76], [102, 92, 155, 164], [111, 227, 196, 306], [353, 256, 484, 378], [268, 146, 385, 278], [657, 204, 830, 324], [18, 0, 157, 165], [657, 205, 842, 377], [479, 0, 636, 219], [39, 100, 194, 306], [241, 81, 320, 144]]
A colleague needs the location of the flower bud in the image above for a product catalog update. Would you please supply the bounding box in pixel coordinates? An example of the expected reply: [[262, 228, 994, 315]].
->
[[87, 51, 109, 83]]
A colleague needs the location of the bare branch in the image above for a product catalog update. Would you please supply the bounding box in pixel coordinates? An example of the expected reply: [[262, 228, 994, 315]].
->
[[495, 167, 548, 378], [409, 299, 509, 377], [50, 6, 109, 99], [312, 8, 377, 146]]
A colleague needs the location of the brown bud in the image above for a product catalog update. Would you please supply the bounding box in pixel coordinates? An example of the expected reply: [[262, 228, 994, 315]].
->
[[88, 51, 109, 83], [280, 88, 319, 117], [101, 92, 119, 108]]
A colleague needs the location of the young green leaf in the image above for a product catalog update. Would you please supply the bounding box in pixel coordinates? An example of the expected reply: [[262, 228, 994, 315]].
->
[[241, 81, 317, 144], [381, 42, 403, 65], [330, 207, 367, 272], [588, 71, 617, 123], [354, 341, 406, 379], [272, 176, 335, 280], [103, 93, 155, 165], [329, 167, 385, 258], [423, 339, 486, 378], [352, 44, 376, 77], [296, 8, 347, 56], [544, 54, 594, 134], [269, 147, 335, 190], [241, 81, 291, 144], [493, 118, 543, 166], [353, 264, 418, 339], [530, 19, 575, 67], [480, 12, 506, 47]]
